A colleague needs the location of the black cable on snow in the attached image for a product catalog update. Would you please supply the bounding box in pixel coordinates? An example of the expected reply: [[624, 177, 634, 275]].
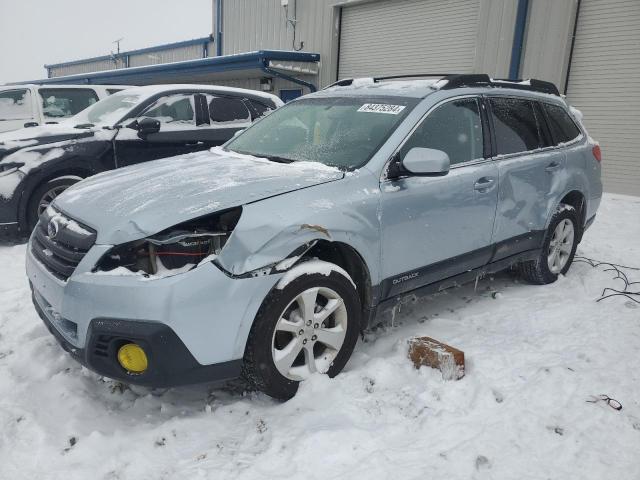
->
[[573, 256, 640, 304]]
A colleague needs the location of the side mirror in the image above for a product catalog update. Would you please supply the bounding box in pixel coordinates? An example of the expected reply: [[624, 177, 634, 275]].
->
[[24, 121, 39, 128], [233, 128, 245, 138], [127, 117, 161, 138], [402, 147, 450, 176]]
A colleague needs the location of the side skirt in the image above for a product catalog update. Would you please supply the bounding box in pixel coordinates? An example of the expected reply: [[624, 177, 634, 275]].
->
[[366, 248, 541, 327]]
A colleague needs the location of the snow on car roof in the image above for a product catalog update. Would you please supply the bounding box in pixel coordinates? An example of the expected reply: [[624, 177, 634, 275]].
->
[[0, 84, 130, 90], [316, 78, 442, 99], [121, 84, 281, 104]]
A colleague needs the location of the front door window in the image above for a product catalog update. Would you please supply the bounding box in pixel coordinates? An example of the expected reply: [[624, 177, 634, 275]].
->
[[139, 94, 196, 129]]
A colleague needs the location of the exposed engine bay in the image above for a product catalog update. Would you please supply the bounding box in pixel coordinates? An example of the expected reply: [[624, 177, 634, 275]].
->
[[96, 208, 242, 275]]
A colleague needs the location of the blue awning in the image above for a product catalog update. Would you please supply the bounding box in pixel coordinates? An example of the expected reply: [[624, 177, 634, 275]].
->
[[13, 50, 321, 91]]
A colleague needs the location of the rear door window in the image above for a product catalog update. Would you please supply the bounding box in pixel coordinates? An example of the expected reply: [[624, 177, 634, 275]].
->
[[39, 88, 99, 120], [207, 96, 251, 126], [489, 97, 541, 155], [0, 89, 32, 120], [543, 103, 581, 145]]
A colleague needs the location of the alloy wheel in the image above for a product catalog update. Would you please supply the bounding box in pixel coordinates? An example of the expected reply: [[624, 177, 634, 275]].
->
[[37, 185, 69, 217], [271, 286, 348, 381], [547, 219, 575, 274]]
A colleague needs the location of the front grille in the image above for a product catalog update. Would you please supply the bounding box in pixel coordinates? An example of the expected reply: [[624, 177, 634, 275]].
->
[[31, 207, 96, 281]]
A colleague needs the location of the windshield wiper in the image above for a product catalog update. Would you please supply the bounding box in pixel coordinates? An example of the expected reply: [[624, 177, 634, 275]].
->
[[74, 123, 95, 129], [262, 154, 296, 164]]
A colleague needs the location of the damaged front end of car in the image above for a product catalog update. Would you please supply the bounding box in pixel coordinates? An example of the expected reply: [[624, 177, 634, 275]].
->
[[94, 207, 242, 276]]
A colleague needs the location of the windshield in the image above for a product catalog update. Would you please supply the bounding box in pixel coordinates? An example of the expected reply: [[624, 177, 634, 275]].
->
[[64, 90, 144, 127], [226, 96, 417, 169]]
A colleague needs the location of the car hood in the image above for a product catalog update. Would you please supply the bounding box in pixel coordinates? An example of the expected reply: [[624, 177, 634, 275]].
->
[[55, 148, 344, 245], [0, 124, 103, 162]]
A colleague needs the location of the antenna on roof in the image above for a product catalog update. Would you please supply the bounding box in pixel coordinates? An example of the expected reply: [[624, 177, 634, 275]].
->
[[112, 38, 124, 55], [111, 38, 124, 69]]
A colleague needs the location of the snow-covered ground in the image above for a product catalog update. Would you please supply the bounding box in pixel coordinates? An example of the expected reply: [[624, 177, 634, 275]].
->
[[1, 193, 639, 480]]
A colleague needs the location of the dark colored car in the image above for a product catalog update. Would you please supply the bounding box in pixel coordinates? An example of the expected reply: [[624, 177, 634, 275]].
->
[[0, 84, 282, 236]]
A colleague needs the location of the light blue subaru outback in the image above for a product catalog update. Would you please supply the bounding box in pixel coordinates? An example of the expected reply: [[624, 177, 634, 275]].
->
[[26, 74, 602, 399]]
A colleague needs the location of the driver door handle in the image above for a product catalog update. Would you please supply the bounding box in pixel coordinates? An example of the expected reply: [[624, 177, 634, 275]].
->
[[474, 177, 496, 192]]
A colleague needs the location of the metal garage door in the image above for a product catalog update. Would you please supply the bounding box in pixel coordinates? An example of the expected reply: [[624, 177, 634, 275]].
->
[[566, 0, 640, 196], [338, 0, 480, 79]]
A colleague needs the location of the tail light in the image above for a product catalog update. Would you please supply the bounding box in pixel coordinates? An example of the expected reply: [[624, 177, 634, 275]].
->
[[592, 144, 602, 163]]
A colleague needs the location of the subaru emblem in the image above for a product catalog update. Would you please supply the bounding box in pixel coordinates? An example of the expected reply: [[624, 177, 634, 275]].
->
[[47, 217, 60, 239]]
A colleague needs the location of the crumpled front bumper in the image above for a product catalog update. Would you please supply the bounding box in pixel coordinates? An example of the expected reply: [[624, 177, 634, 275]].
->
[[26, 238, 283, 387]]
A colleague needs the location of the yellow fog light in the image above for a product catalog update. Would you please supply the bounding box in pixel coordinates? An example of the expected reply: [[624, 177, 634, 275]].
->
[[117, 343, 148, 374]]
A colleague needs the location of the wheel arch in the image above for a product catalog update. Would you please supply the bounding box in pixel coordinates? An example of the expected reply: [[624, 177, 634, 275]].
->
[[557, 189, 587, 239], [17, 163, 96, 230], [302, 240, 374, 325]]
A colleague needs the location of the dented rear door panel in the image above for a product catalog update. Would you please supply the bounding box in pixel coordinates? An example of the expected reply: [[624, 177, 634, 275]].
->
[[492, 149, 567, 244]]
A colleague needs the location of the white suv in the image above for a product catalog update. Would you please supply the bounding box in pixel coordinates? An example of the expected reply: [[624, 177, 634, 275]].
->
[[0, 84, 129, 133]]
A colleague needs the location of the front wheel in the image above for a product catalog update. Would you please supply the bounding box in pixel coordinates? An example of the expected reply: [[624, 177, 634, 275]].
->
[[243, 262, 361, 400], [518, 205, 580, 284]]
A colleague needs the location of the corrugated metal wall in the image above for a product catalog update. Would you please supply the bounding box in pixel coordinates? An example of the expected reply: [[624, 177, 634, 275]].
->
[[338, 0, 480, 79], [221, 0, 338, 88], [565, 0, 640, 196], [49, 59, 121, 78], [48, 41, 214, 78], [473, 0, 518, 78], [520, 0, 578, 92], [129, 44, 211, 67]]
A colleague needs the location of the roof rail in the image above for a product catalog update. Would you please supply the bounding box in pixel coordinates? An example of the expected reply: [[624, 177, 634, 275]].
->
[[324, 73, 560, 96], [488, 77, 560, 96], [323, 74, 454, 90], [373, 73, 455, 81]]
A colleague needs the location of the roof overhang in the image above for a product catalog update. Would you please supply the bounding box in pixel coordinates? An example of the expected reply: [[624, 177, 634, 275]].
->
[[11, 50, 320, 89]]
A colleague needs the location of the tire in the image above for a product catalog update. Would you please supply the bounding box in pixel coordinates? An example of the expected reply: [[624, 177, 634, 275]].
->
[[242, 262, 361, 400], [27, 176, 82, 230], [517, 204, 580, 285]]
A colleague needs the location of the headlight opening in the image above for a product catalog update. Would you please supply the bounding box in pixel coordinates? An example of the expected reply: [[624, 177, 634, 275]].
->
[[97, 208, 241, 276]]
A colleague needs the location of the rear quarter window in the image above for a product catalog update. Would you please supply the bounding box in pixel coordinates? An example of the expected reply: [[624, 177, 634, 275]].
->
[[543, 103, 582, 145], [248, 100, 273, 120], [208, 96, 251, 125]]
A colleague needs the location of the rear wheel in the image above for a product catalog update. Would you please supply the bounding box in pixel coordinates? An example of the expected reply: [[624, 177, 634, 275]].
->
[[27, 176, 81, 230], [243, 262, 361, 400], [518, 205, 580, 284]]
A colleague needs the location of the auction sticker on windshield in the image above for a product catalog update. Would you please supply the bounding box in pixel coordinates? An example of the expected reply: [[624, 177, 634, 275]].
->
[[357, 103, 406, 114]]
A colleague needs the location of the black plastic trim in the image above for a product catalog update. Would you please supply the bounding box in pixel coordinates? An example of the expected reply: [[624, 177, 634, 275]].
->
[[478, 97, 494, 159], [373, 248, 542, 321], [381, 246, 494, 299], [379, 230, 546, 301]]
